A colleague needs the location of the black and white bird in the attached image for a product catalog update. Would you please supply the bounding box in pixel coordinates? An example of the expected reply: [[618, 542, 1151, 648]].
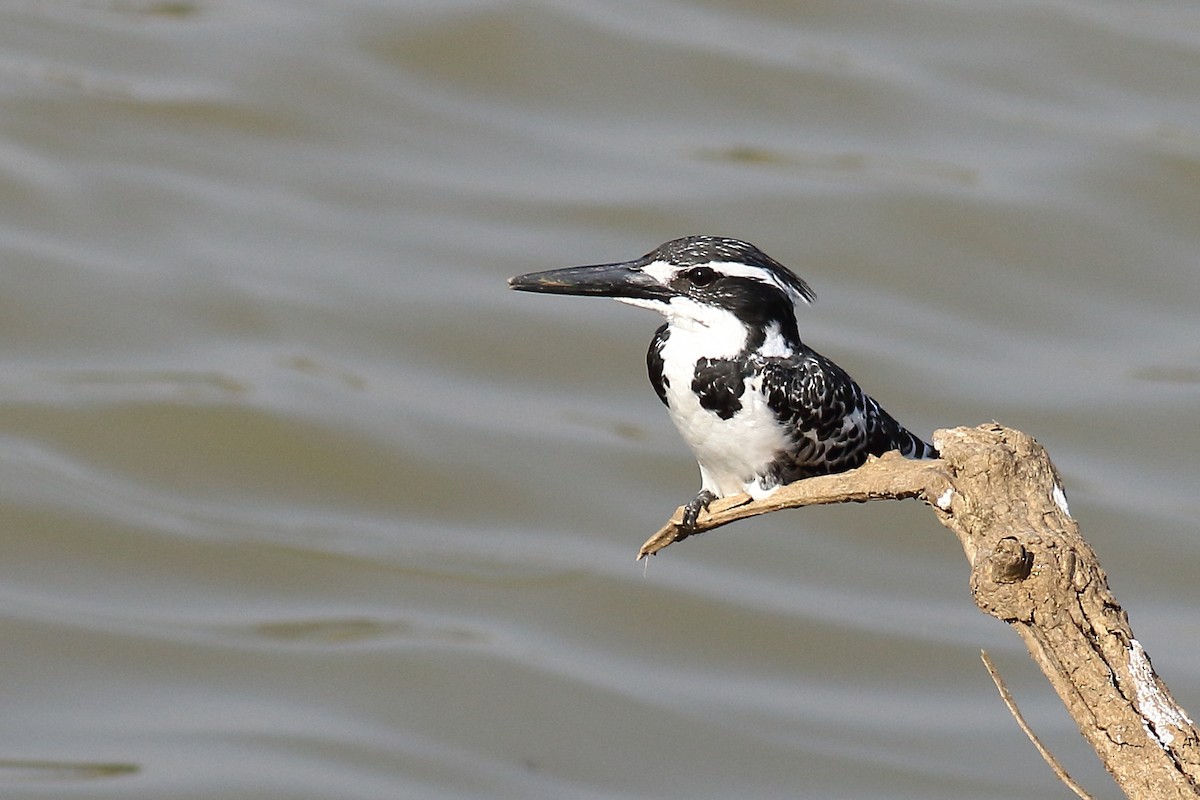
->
[[509, 236, 937, 530]]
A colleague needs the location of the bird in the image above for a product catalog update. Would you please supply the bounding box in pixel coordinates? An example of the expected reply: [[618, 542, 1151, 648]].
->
[[508, 236, 938, 531]]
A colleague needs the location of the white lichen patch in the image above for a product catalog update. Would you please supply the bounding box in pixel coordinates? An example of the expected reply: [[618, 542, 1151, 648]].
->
[[935, 487, 954, 510], [1128, 639, 1194, 748], [1051, 482, 1071, 518]]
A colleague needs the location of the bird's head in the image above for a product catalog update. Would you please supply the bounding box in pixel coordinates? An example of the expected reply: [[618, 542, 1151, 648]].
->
[[509, 236, 815, 355]]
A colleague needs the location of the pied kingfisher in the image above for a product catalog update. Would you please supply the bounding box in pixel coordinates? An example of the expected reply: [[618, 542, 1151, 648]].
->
[[509, 236, 938, 530]]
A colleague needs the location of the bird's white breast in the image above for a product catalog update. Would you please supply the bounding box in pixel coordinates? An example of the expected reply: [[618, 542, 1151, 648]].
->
[[657, 318, 792, 499]]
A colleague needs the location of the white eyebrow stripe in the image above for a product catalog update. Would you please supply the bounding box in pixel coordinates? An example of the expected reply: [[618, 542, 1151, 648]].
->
[[641, 259, 675, 283], [643, 259, 812, 308]]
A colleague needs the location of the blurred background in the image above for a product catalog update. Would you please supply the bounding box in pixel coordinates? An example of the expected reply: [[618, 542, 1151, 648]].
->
[[1, 1, 1198, 798]]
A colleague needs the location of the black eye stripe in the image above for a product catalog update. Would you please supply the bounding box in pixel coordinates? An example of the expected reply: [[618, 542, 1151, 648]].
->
[[685, 266, 717, 286]]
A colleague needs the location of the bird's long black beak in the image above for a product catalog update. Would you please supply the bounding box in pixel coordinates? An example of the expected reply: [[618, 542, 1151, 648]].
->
[[508, 260, 671, 302]]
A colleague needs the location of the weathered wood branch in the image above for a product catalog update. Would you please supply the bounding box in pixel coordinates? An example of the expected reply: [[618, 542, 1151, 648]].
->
[[639, 423, 1200, 800]]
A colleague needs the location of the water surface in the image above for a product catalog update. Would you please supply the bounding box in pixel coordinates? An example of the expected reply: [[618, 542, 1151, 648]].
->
[[1, 2, 1198, 798]]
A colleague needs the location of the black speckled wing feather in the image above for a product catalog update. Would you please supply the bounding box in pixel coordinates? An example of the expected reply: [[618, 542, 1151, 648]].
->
[[757, 348, 937, 486]]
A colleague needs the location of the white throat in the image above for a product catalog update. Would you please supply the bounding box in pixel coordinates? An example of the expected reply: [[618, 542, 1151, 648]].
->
[[619, 296, 749, 359]]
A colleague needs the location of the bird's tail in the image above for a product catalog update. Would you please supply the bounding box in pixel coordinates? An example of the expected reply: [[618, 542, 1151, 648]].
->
[[896, 428, 939, 460]]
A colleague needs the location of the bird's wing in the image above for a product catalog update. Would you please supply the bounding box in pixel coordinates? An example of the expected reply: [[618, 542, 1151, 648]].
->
[[757, 350, 928, 474], [759, 352, 868, 446]]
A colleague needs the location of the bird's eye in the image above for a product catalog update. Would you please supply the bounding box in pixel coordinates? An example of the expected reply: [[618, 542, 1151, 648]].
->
[[686, 266, 717, 286]]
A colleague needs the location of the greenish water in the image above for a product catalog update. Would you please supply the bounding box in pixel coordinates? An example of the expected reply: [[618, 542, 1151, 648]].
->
[[1, 2, 1198, 798]]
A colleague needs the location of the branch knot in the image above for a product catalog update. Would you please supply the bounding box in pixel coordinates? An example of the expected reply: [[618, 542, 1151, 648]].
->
[[988, 536, 1035, 583]]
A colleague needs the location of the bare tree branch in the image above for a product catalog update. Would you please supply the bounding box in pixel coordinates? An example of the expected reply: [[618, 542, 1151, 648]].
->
[[981, 649, 1095, 800], [637, 450, 946, 559], [640, 424, 1200, 800]]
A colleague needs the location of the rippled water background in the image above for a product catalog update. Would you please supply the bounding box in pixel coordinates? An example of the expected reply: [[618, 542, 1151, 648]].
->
[[2, 2, 1199, 798]]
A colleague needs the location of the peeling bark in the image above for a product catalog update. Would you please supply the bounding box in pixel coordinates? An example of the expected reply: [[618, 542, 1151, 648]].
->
[[640, 424, 1200, 799]]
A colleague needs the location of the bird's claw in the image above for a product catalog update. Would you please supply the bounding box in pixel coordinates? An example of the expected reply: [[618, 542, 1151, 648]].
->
[[680, 490, 717, 532]]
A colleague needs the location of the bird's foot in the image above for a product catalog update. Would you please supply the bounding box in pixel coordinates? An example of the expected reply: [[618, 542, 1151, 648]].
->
[[680, 490, 718, 532]]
